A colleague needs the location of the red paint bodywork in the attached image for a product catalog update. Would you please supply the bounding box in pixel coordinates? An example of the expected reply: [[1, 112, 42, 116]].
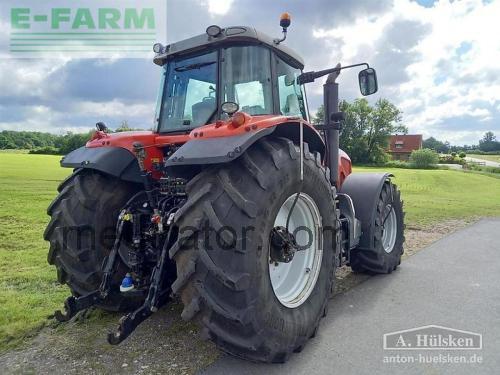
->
[[338, 149, 352, 187], [86, 114, 352, 186]]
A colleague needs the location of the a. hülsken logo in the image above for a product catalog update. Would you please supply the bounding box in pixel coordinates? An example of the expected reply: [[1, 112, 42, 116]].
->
[[384, 325, 482, 350]]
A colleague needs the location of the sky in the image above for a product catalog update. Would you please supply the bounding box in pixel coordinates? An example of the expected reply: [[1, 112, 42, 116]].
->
[[0, 0, 499, 145]]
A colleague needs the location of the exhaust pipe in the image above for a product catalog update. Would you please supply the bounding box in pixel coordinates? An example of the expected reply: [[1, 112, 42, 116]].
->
[[323, 64, 341, 188]]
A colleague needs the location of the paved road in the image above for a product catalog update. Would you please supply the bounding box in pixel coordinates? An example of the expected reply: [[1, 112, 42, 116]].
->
[[203, 218, 500, 375], [465, 156, 500, 168]]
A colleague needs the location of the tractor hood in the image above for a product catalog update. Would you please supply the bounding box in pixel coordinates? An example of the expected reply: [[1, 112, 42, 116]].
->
[[85, 115, 311, 151]]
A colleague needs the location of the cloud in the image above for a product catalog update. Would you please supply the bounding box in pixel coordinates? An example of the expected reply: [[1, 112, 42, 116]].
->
[[0, 99, 154, 133], [0, 0, 499, 145], [201, 0, 234, 16], [312, 0, 500, 144]]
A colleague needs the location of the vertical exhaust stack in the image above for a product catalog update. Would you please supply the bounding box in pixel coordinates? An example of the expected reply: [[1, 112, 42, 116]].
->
[[323, 63, 341, 188]]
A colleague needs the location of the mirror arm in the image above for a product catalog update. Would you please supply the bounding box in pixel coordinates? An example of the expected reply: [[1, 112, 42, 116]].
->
[[298, 62, 370, 84]]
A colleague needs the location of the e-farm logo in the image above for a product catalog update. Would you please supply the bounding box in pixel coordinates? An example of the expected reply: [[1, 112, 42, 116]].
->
[[3, 1, 166, 58]]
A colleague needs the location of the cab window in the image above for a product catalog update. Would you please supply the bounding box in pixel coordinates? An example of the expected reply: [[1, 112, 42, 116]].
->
[[276, 56, 307, 119], [222, 45, 273, 116]]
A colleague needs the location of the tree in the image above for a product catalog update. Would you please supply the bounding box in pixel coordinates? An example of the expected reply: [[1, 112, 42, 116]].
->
[[312, 106, 324, 125], [58, 132, 92, 155], [0, 133, 16, 149], [422, 137, 450, 153], [479, 131, 500, 152], [482, 131, 496, 143], [314, 98, 406, 164], [115, 120, 133, 132], [366, 99, 406, 161]]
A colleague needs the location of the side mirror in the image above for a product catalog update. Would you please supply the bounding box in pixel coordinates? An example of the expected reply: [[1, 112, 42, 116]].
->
[[358, 68, 378, 96]]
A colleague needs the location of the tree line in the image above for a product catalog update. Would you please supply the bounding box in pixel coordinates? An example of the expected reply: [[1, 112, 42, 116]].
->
[[0, 131, 91, 155], [313, 100, 500, 162], [2, 104, 498, 160], [422, 132, 500, 154], [0, 122, 141, 155]]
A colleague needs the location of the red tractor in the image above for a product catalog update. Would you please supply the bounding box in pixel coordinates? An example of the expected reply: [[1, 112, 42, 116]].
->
[[45, 15, 404, 362]]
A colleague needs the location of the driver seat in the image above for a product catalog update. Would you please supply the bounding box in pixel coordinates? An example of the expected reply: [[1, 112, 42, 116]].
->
[[192, 97, 215, 125]]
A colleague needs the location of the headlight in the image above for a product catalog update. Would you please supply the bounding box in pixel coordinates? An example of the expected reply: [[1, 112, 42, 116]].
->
[[221, 101, 239, 115], [206, 25, 222, 37]]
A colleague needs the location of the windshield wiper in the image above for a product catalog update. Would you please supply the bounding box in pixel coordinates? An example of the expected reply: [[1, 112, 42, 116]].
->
[[175, 61, 216, 72]]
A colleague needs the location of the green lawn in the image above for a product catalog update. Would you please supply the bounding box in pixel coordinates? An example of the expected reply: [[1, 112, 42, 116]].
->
[[1, 152, 500, 352], [468, 154, 500, 163], [0, 153, 70, 351], [354, 167, 500, 226]]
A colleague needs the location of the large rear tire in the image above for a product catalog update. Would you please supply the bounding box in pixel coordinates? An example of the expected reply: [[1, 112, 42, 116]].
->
[[170, 137, 339, 363], [349, 181, 404, 274], [44, 170, 138, 311]]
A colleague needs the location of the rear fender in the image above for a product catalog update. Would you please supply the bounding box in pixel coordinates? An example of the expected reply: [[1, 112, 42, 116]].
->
[[272, 122, 325, 160], [165, 122, 326, 171], [60, 146, 142, 183], [339, 172, 393, 250], [165, 127, 275, 168]]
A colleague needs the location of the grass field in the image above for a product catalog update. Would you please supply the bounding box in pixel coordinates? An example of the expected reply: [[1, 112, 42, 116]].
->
[[468, 154, 500, 163], [354, 166, 500, 226], [0, 153, 70, 351], [1, 152, 500, 352]]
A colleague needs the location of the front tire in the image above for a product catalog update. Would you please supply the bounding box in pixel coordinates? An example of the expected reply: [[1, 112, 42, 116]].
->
[[170, 138, 338, 363]]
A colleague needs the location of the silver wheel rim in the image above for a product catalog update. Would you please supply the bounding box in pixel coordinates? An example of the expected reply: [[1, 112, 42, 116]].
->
[[382, 206, 397, 253], [269, 193, 322, 308]]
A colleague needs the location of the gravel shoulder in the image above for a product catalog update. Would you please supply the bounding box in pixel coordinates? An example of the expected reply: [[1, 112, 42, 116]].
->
[[0, 218, 475, 375]]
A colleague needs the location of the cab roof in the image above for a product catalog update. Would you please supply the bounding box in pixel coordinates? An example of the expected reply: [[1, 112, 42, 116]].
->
[[153, 26, 304, 69]]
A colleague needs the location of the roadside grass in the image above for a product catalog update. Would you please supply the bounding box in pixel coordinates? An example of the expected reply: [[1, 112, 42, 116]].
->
[[1, 151, 500, 352], [468, 154, 500, 163]]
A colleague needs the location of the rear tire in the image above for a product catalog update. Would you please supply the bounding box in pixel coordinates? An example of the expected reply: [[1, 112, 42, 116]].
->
[[44, 170, 139, 311], [349, 181, 404, 274], [170, 137, 339, 363]]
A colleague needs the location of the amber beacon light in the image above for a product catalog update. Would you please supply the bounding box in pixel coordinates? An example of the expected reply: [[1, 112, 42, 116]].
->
[[280, 12, 291, 28]]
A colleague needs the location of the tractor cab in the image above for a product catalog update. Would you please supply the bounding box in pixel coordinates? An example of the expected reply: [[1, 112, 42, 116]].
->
[[152, 24, 309, 133]]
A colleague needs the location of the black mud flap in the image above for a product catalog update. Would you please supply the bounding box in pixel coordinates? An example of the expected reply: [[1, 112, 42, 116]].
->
[[61, 146, 141, 183], [164, 127, 275, 168]]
